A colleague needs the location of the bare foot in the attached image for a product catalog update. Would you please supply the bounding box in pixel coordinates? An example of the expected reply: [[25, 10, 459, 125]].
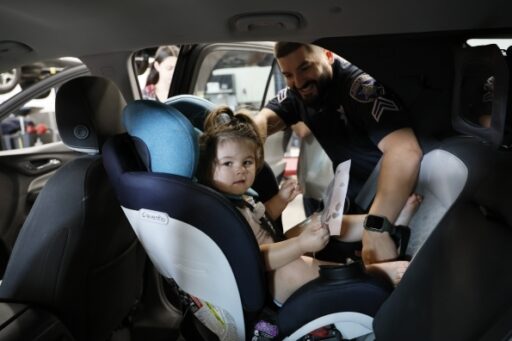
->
[[367, 260, 409, 286], [395, 193, 422, 226]]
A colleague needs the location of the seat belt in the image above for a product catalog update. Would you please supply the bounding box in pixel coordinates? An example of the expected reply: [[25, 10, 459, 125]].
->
[[354, 158, 382, 212]]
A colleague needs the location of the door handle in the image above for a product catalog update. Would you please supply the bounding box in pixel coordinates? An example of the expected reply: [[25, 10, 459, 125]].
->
[[33, 158, 61, 171], [22, 158, 61, 174]]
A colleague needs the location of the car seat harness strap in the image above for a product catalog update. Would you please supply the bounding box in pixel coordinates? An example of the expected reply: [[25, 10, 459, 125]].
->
[[226, 193, 285, 242]]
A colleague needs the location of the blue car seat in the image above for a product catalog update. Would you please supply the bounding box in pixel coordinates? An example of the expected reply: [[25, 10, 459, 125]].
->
[[102, 98, 392, 340]]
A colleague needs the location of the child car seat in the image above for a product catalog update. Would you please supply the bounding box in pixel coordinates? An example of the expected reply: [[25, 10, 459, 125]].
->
[[103, 98, 392, 340]]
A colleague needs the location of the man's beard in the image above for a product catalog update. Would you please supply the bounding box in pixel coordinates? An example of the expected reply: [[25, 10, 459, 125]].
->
[[293, 72, 331, 106]]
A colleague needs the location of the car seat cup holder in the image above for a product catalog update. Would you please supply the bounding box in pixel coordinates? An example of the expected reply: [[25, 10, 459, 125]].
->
[[277, 260, 392, 339]]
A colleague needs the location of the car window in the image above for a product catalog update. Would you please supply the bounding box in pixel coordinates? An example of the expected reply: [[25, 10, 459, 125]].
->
[[133, 44, 292, 179], [134, 45, 180, 102], [461, 39, 512, 128], [192, 49, 280, 112], [0, 57, 83, 151], [190, 45, 293, 180], [134, 44, 284, 113]]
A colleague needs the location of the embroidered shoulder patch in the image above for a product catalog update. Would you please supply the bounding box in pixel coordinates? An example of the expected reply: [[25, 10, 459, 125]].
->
[[277, 88, 288, 103], [349, 73, 385, 103], [371, 96, 399, 122]]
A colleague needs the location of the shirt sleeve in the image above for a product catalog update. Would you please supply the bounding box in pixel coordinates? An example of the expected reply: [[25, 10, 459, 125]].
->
[[264, 88, 301, 127], [347, 72, 411, 145]]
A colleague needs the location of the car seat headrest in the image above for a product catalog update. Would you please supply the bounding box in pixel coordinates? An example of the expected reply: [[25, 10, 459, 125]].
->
[[452, 44, 509, 147], [123, 100, 199, 177], [56, 76, 126, 153], [165, 94, 216, 130]]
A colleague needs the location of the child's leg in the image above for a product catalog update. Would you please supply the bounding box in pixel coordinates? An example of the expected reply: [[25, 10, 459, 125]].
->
[[270, 256, 336, 304], [394, 193, 423, 226], [366, 260, 409, 286]]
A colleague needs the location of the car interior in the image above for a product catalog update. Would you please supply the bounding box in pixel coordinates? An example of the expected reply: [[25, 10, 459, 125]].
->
[[0, 1, 511, 340]]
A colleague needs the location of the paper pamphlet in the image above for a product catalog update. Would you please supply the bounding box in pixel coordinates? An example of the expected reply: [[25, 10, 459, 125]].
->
[[321, 159, 351, 236]]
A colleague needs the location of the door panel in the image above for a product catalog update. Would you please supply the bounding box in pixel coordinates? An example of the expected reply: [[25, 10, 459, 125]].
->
[[0, 143, 80, 261], [0, 64, 88, 276]]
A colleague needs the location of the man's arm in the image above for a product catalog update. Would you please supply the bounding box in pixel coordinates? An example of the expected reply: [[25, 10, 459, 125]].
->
[[254, 108, 287, 140], [291, 122, 311, 139], [362, 127, 422, 264]]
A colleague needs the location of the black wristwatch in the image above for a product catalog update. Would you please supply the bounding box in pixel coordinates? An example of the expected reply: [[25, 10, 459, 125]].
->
[[364, 214, 412, 260], [363, 214, 395, 234]]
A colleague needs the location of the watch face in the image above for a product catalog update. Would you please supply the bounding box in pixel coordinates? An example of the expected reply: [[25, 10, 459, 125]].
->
[[365, 215, 385, 230]]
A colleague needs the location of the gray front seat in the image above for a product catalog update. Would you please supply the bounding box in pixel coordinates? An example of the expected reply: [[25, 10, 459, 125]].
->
[[0, 76, 145, 341]]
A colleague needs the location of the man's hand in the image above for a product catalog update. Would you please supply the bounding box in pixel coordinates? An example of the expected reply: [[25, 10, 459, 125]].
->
[[362, 231, 399, 263], [254, 108, 287, 140]]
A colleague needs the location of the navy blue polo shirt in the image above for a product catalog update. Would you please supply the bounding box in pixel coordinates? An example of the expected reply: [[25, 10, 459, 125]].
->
[[266, 58, 410, 200]]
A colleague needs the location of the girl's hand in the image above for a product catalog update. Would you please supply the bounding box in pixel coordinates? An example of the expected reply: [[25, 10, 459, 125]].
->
[[303, 211, 323, 230], [278, 178, 302, 204], [297, 219, 329, 253]]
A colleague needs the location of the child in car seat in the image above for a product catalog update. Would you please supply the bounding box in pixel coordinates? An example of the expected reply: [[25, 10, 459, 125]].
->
[[197, 106, 421, 304]]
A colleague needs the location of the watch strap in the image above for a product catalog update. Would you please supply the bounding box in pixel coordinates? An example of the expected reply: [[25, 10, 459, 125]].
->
[[394, 225, 411, 260]]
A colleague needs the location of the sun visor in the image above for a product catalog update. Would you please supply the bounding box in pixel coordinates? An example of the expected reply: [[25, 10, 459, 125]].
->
[[452, 44, 508, 147]]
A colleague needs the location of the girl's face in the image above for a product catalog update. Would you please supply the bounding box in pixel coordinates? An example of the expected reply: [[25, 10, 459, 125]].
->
[[212, 138, 257, 196]]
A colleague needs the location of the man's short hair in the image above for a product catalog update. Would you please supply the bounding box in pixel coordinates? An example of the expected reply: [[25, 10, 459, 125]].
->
[[274, 42, 321, 58]]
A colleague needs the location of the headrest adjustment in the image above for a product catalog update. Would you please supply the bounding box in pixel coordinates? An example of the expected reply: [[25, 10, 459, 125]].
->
[[73, 125, 90, 140]]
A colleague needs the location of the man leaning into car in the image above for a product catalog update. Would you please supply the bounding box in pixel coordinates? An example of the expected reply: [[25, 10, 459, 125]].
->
[[254, 42, 423, 266]]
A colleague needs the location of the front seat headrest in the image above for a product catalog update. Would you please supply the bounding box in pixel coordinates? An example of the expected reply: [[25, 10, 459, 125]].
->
[[56, 76, 126, 153], [123, 100, 199, 177]]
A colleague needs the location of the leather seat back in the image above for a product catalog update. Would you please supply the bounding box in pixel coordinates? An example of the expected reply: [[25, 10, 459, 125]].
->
[[0, 76, 145, 341]]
